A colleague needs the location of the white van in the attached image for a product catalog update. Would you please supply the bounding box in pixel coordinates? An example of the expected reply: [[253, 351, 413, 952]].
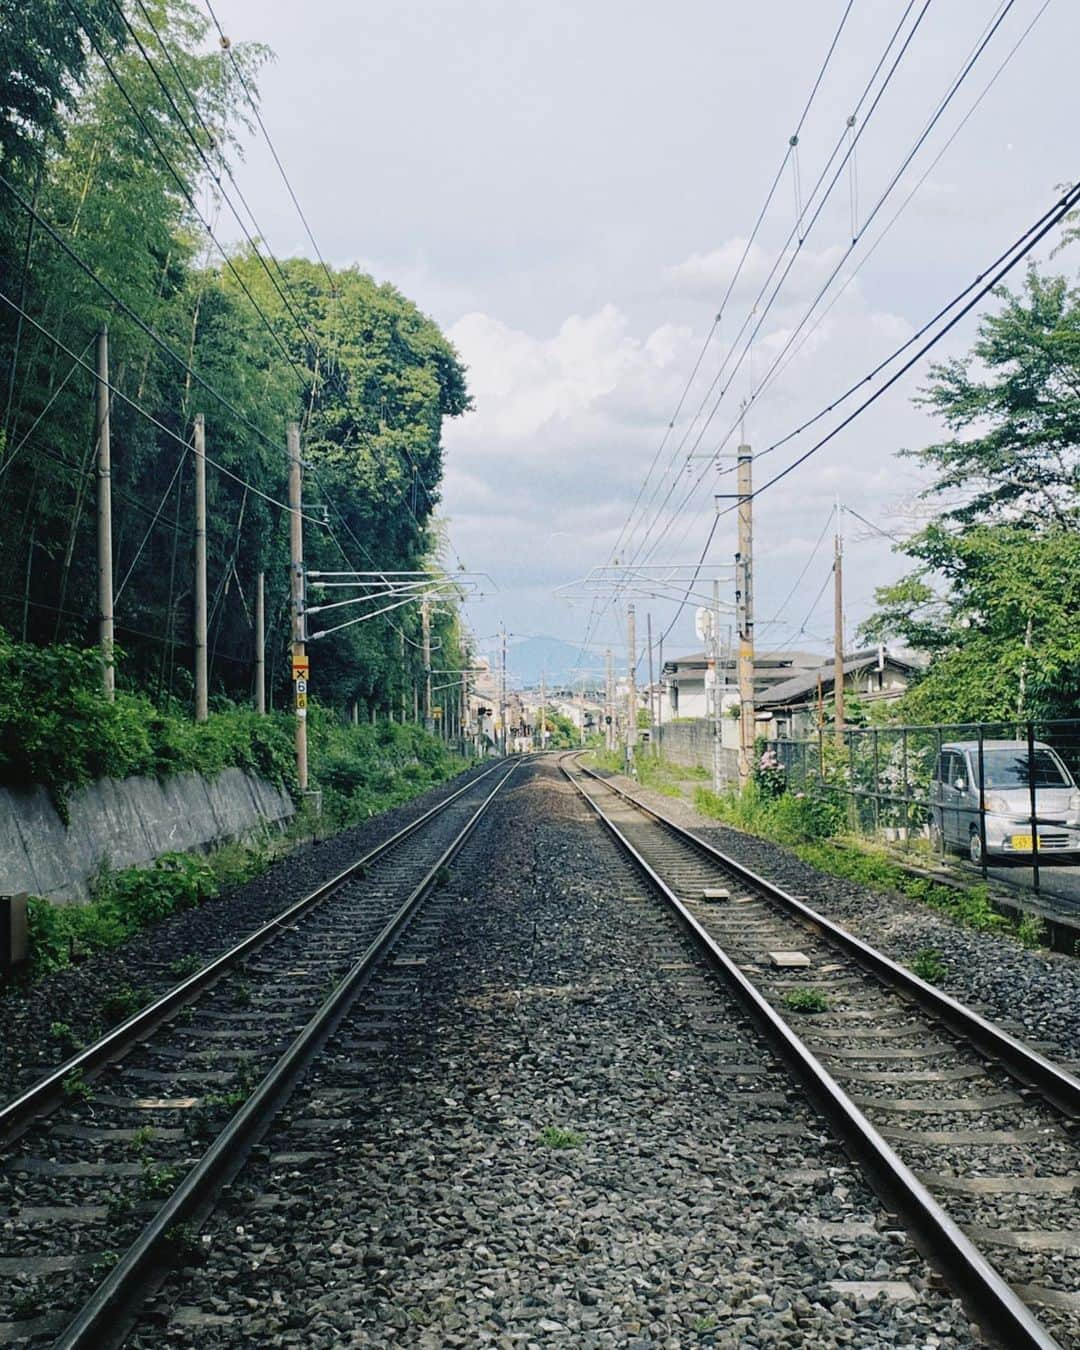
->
[[928, 740, 1080, 865]]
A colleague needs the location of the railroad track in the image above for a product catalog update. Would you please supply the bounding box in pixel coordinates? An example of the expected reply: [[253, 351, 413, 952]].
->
[[563, 754, 1080, 1350], [0, 758, 519, 1348]]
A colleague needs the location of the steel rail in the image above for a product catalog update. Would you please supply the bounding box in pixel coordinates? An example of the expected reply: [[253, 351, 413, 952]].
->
[[54, 757, 521, 1349], [0, 760, 506, 1146], [561, 756, 1063, 1350], [574, 758, 1080, 1118]]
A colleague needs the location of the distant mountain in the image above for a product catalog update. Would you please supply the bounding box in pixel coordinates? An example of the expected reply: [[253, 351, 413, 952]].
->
[[482, 635, 593, 690]]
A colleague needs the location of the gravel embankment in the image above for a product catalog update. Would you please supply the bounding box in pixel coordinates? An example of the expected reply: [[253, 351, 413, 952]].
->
[[615, 773, 1080, 1060], [0, 762, 495, 1101], [133, 760, 979, 1348]]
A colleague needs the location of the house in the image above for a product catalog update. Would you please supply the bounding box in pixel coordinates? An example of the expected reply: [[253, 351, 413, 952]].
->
[[759, 646, 921, 739], [659, 650, 823, 723]]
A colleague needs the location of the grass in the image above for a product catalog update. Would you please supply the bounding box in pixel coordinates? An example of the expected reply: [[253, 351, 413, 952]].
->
[[911, 948, 947, 984], [539, 1125, 585, 1150], [588, 749, 710, 799], [169, 954, 204, 978], [15, 714, 473, 983], [782, 988, 830, 1014], [690, 781, 1040, 944]]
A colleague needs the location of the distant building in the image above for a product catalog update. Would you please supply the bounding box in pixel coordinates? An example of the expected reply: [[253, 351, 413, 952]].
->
[[659, 650, 824, 724], [759, 646, 920, 738]]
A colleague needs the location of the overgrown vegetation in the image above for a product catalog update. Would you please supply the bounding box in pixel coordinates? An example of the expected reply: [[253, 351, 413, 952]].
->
[[0, 630, 296, 812], [782, 988, 829, 1014], [538, 1125, 585, 1150], [692, 781, 1033, 941], [910, 949, 947, 984], [591, 749, 710, 798]]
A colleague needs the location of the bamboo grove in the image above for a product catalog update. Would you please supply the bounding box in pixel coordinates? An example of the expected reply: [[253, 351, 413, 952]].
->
[[0, 0, 472, 719]]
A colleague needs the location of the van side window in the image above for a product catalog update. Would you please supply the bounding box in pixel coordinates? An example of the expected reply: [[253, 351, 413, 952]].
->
[[933, 752, 947, 783]]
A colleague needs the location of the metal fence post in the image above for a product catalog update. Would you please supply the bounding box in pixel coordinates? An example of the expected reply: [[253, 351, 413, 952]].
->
[[847, 729, 856, 831], [901, 728, 910, 849], [1027, 720, 1040, 894], [976, 725, 988, 881], [934, 727, 943, 858], [872, 728, 881, 838]]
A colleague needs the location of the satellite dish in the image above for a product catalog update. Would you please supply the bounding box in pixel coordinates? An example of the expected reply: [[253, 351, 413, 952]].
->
[[694, 607, 714, 642]]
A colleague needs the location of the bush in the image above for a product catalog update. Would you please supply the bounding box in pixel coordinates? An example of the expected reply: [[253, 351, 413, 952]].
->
[[0, 629, 296, 812]]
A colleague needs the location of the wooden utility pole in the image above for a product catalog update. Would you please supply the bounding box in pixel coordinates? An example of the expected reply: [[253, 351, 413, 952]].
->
[[736, 443, 754, 787], [421, 594, 433, 733], [95, 324, 115, 701], [254, 571, 265, 714], [193, 413, 208, 722], [287, 421, 308, 792], [539, 670, 546, 751], [626, 603, 637, 773], [833, 496, 845, 745], [712, 578, 723, 792]]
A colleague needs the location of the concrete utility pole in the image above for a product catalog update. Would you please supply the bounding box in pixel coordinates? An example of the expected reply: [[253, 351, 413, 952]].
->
[[833, 496, 845, 745], [605, 648, 614, 752], [399, 629, 407, 723], [646, 612, 657, 757], [712, 578, 723, 793], [287, 421, 308, 793], [421, 594, 433, 734], [95, 324, 115, 701], [254, 570, 265, 714], [736, 443, 754, 788], [193, 413, 208, 722], [539, 670, 546, 751], [499, 625, 508, 756], [626, 603, 637, 774]]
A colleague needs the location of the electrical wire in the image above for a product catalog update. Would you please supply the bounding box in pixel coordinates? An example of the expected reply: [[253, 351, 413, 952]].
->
[[0, 288, 330, 525]]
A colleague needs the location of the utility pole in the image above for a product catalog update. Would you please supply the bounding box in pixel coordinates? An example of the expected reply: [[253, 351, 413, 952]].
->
[[287, 421, 308, 793], [833, 496, 845, 745], [605, 648, 614, 752], [400, 629, 407, 723], [646, 611, 656, 757], [626, 603, 637, 775], [499, 625, 508, 756], [193, 412, 208, 722], [254, 571, 265, 714], [421, 594, 433, 734], [736, 442, 754, 788], [712, 578, 723, 792], [539, 670, 546, 751], [95, 324, 115, 701]]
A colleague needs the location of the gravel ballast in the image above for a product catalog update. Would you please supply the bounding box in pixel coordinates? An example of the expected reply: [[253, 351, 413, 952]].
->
[[131, 759, 979, 1348], [611, 772, 1080, 1061], [0, 762, 495, 1102]]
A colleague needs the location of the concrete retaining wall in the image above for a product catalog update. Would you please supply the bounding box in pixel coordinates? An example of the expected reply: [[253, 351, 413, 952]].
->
[[0, 768, 294, 903], [656, 721, 738, 787]]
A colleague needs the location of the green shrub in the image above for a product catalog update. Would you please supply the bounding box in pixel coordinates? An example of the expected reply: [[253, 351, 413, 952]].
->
[[782, 988, 830, 1014], [911, 949, 947, 984]]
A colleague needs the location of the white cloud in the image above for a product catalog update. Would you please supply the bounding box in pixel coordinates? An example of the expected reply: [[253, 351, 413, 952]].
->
[[666, 237, 851, 311]]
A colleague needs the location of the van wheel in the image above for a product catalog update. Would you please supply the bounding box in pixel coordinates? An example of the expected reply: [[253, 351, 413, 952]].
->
[[969, 829, 983, 866]]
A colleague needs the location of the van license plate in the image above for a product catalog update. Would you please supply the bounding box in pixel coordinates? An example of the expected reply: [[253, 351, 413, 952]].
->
[[1011, 834, 1033, 851]]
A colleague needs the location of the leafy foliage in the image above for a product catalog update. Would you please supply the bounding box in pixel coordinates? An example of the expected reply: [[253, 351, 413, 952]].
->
[[863, 268, 1080, 721]]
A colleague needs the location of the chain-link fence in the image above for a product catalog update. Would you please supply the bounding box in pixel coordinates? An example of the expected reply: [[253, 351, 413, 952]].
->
[[773, 719, 1080, 905]]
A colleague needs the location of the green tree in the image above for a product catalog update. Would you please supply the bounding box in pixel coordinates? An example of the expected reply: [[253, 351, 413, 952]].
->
[[864, 268, 1080, 722]]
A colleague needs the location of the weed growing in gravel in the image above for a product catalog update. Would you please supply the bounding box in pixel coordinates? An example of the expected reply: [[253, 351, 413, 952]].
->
[[61, 1068, 92, 1101], [232, 981, 253, 1008], [1016, 915, 1045, 949], [911, 949, 947, 984], [106, 1188, 135, 1223], [782, 988, 830, 1014], [139, 1161, 181, 1199], [539, 1125, 585, 1149], [99, 984, 147, 1026], [49, 1020, 79, 1051], [169, 954, 203, 978], [88, 1251, 119, 1278], [11, 1285, 45, 1319], [129, 1126, 156, 1156], [434, 865, 452, 888], [164, 1222, 204, 1264], [693, 1315, 717, 1333]]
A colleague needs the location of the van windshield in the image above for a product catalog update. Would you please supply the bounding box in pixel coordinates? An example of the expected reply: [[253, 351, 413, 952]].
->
[[979, 749, 1071, 789]]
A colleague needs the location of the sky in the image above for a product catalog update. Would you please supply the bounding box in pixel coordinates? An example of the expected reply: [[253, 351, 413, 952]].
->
[[209, 0, 1078, 679]]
